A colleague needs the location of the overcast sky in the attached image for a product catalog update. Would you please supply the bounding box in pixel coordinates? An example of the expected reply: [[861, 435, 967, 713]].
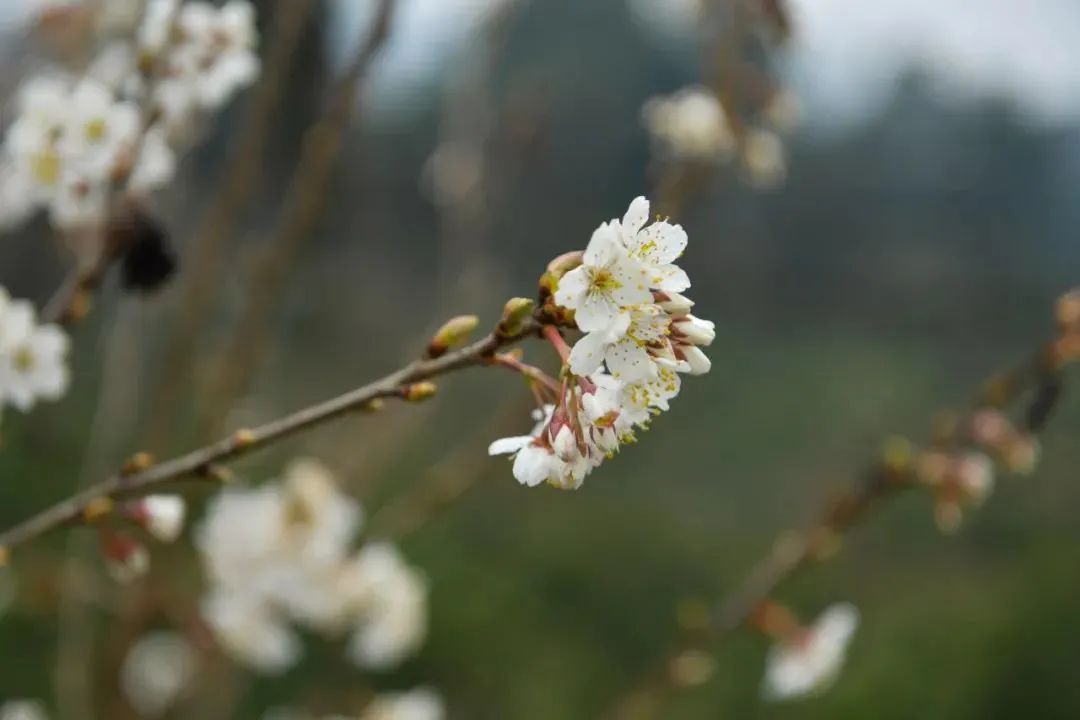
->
[[5, 0, 1080, 130]]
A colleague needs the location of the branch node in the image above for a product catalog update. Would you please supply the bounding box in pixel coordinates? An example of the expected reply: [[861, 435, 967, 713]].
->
[[231, 428, 257, 449], [402, 382, 438, 403], [83, 497, 115, 523]]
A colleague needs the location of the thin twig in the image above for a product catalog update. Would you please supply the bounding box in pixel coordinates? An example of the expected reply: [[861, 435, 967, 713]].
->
[[195, 0, 397, 440], [0, 318, 542, 555], [141, 0, 319, 450], [605, 296, 1079, 719]]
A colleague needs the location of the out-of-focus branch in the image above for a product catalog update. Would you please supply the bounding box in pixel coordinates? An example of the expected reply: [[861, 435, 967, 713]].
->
[[194, 0, 397, 440], [141, 0, 318, 449], [55, 302, 146, 720], [0, 316, 542, 556], [605, 289, 1080, 719]]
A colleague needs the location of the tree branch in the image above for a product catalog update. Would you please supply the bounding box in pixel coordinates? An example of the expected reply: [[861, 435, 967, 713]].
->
[[605, 290, 1080, 719], [0, 317, 542, 556]]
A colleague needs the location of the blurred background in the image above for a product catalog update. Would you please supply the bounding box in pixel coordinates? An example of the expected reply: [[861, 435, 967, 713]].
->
[[1, 0, 1080, 717]]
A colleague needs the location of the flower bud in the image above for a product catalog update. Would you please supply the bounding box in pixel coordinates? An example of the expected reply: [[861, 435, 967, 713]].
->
[[670, 649, 716, 688], [125, 495, 186, 543], [655, 291, 694, 316], [1056, 289, 1080, 334], [953, 452, 994, 505], [539, 251, 585, 297], [101, 530, 150, 584], [1003, 435, 1040, 475], [674, 315, 715, 347], [403, 381, 438, 402], [680, 346, 712, 375], [970, 409, 1010, 447], [426, 315, 479, 358], [497, 297, 535, 338], [83, 496, 115, 523]]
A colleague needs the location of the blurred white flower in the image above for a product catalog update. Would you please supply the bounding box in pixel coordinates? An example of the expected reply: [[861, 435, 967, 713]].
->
[[742, 128, 787, 189], [197, 459, 429, 673], [120, 631, 197, 717], [0, 0, 259, 234], [361, 688, 445, 720], [0, 700, 48, 720], [346, 543, 429, 670], [762, 603, 860, 701], [642, 86, 735, 160], [0, 294, 70, 412], [201, 590, 301, 674]]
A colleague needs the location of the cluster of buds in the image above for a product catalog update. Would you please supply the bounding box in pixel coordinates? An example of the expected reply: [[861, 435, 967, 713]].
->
[[0, 287, 69, 420], [639, 0, 799, 189], [915, 450, 994, 534], [754, 600, 860, 701], [491, 196, 714, 490], [196, 459, 429, 674], [914, 407, 1040, 533], [0, 0, 258, 233], [98, 493, 187, 582]]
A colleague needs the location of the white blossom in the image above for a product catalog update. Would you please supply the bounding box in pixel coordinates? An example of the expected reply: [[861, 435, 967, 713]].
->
[[201, 590, 301, 674], [0, 294, 70, 413], [743, 128, 787, 189], [361, 688, 445, 720], [346, 543, 429, 670], [553, 221, 651, 334], [0, 0, 259, 233], [643, 86, 735, 160], [139, 495, 187, 542], [0, 701, 48, 720], [196, 459, 430, 673], [492, 196, 712, 489], [120, 631, 197, 717], [762, 603, 860, 701]]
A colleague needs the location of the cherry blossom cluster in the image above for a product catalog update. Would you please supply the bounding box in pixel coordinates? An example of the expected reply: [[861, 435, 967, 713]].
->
[[0, 0, 258, 231], [196, 459, 429, 675], [0, 287, 70, 420], [490, 196, 714, 489]]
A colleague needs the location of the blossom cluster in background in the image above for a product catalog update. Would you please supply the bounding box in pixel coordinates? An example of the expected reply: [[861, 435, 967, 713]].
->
[[491, 196, 715, 489], [0, 286, 69, 420], [0, 0, 259, 231], [196, 459, 429, 674]]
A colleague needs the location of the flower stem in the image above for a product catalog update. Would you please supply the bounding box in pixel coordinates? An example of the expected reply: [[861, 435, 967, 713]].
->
[[543, 324, 572, 365]]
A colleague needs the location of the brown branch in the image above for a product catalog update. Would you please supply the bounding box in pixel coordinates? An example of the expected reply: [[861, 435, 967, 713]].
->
[[194, 0, 397, 441], [605, 291, 1080, 719], [0, 317, 542, 556], [141, 0, 319, 449]]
